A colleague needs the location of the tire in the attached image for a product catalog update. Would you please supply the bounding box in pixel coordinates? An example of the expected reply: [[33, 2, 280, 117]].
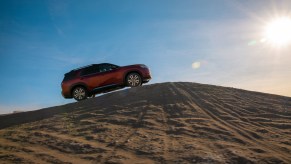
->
[[126, 73, 142, 87], [72, 86, 88, 101]]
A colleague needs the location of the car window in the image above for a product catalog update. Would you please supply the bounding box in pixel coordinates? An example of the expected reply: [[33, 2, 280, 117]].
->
[[81, 65, 99, 76], [99, 64, 114, 72], [110, 64, 119, 69], [63, 71, 77, 81]]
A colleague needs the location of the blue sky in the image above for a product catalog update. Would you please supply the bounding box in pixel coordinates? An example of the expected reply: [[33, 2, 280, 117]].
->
[[1, 0, 291, 114]]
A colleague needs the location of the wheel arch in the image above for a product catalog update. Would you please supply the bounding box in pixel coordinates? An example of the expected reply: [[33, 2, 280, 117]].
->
[[123, 70, 142, 84], [70, 83, 89, 96]]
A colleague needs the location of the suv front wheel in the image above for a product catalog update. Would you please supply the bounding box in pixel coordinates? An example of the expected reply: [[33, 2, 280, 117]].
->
[[126, 73, 142, 87], [72, 86, 88, 101]]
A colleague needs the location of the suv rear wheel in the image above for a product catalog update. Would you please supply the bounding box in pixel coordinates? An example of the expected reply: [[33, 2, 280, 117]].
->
[[72, 86, 88, 101], [126, 73, 142, 87]]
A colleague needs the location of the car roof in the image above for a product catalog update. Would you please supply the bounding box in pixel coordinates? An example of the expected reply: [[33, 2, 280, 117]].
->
[[70, 63, 114, 72], [71, 64, 94, 72]]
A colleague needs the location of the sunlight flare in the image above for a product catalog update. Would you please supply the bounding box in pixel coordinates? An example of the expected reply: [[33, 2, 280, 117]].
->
[[264, 17, 291, 47], [192, 62, 201, 69]]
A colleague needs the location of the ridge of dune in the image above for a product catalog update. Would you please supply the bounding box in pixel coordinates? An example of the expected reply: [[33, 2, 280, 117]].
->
[[0, 82, 291, 163]]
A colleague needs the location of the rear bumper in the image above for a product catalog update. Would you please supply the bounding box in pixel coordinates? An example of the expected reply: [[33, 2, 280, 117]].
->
[[62, 91, 72, 99]]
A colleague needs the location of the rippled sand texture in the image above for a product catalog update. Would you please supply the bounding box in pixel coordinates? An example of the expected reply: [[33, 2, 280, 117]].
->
[[1, 82, 291, 163]]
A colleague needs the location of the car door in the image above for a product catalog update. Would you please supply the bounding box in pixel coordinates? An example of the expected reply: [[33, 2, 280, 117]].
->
[[80, 65, 103, 90], [98, 64, 122, 87]]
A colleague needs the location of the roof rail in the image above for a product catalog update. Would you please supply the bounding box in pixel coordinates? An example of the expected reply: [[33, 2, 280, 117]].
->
[[71, 64, 94, 71]]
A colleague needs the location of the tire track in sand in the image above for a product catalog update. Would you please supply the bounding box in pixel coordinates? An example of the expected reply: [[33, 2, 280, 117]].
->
[[172, 82, 291, 162]]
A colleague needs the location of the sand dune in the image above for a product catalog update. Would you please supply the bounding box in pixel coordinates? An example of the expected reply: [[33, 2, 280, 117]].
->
[[0, 82, 291, 163]]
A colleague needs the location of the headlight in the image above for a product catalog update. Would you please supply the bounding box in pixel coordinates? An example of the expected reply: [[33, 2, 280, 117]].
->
[[140, 65, 148, 69]]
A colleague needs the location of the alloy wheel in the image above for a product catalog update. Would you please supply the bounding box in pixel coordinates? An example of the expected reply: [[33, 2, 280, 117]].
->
[[127, 73, 141, 87], [73, 87, 87, 101]]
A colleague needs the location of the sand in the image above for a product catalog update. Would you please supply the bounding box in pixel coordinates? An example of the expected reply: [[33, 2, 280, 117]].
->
[[0, 82, 291, 163]]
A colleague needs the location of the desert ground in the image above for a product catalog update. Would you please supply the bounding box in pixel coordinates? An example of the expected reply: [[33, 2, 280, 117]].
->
[[0, 82, 291, 163]]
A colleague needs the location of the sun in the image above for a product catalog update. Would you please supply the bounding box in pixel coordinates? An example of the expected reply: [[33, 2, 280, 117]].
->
[[264, 17, 291, 47]]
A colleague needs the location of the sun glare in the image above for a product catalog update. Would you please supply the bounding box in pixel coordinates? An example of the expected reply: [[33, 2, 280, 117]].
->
[[192, 62, 201, 69], [264, 17, 291, 47]]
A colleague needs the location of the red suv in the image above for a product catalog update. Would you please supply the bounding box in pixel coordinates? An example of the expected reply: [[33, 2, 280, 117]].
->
[[61, 63, 151, 101]]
